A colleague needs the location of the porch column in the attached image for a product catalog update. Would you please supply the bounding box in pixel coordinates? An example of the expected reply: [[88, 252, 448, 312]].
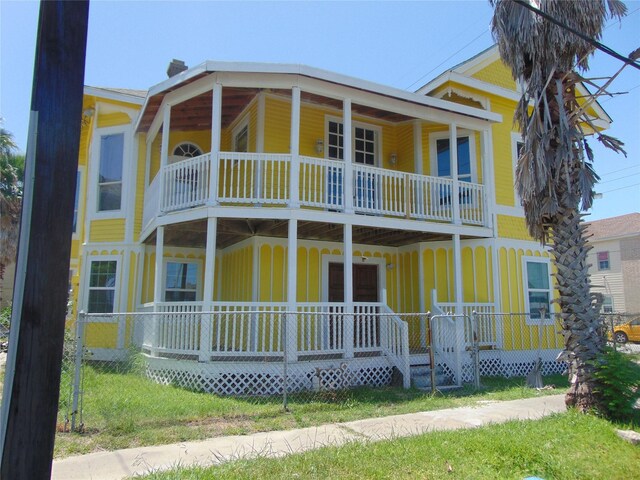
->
[[286, 219, 298, 362], [449, 123, 461, 225], [343, 223, 354, 358], [481, 128, 495, 231], [453, 233, 464, 384], [343, 99, 354, 214], [413, 120, 424, 219], [418, 243, 427, 348], [209, 82, 222, 206], [158, 105, 171, 213], [200, 217, 217, 362], [289, 86, 301, 208], [152, 226, 165, 356]]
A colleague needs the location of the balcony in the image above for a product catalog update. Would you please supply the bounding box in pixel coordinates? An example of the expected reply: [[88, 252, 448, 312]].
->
[[143, 152, 487, 228]]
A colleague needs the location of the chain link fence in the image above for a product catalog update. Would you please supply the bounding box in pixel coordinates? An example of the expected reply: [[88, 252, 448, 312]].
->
[[62, 306, 615, 433]]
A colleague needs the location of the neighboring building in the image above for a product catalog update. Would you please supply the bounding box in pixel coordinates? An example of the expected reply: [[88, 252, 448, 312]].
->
[[586, 213, 640, 314], [68, 46, 612, 393]]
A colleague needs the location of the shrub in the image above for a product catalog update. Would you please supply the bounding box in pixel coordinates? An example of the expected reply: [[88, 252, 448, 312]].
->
[[0, 304, 11, 330], [592, 347, 640, 422]]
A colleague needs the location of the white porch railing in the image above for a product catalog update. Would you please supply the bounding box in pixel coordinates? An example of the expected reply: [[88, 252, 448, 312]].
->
[[218, 152, 290, 205], [162, 154, 212, 212], [432, 290, 498, 348], [379, 305, 411, 388], [142, 174, 161, 228], [149, 152, 487, 227]]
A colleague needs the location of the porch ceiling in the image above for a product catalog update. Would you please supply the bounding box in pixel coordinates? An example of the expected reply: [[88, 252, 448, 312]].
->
[[146, 219, 458, 250], [138, 81, 417, 134]]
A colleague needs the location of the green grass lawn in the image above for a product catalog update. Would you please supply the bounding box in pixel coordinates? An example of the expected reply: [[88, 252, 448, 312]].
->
[[54, 364, 568, 458], [136, 411, 640, 480]]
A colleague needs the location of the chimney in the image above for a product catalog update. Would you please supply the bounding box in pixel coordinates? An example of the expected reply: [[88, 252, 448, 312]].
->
[[167, 59, 187, 78]]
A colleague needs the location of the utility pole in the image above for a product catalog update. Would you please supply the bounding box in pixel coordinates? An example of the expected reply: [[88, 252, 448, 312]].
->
[[0, 1, 89, 478]]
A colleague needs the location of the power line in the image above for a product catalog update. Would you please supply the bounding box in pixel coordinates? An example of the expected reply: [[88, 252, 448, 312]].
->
[[405, 28, 490, 91], [599, 183, 640, 194], [512, 0, 640, 70], [599, 171, 640, 185], [598, 164, 640, 177]]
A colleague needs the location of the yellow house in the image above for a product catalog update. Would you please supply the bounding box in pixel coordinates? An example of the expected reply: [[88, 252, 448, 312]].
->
[[70, 46, 611, 393]]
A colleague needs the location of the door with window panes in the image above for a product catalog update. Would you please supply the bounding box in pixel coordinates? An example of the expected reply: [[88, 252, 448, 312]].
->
[[327, 120, 378, 210]]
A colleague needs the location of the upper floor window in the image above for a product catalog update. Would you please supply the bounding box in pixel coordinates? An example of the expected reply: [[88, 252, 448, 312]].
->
[[597, 251, 610, 270], [87, 260, 117, 313], [435, 137, 472, 182], [98, 133, 124, 211], [523, 258, 552, 322], [173, 143, 202, 159], [165, 262, 199, 302], [511, 133, 524, 206], [327, 120, 344, 160], [233, 123, 248, 153], [327, 119, 378, 165]]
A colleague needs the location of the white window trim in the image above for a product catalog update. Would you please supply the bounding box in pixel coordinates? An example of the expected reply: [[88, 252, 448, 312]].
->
[[72, 166, 86, 240], [429, 129, 477, 182], [522, 256, 554, 325], [324, 115, 383, 167], [232, 118, 250, 152], [511, 132, 525, 211], [320, 253, 387, 304], [89, 125, 132, 220], [83, 256, 121, 313], [597, 251, 610, 271], [169, 141, 203, 164], [163, 258, 202, 302]]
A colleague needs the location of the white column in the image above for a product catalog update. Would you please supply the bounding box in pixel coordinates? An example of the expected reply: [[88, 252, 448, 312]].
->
[[413, 120, 423, 175], [200, 217, 217, 361], [343, 223, 354, 358], [481, 128, 495, 231], [449, 123, 461, 225], [209, 82, 222, 206], [418, 243, 427, 348], [158, 106, 171, 212], [343, 99, 354, 214], [286, 219, 298, 362], [153, 226, 165, 305], [255, 93, 265, 200], [152, 226, 165, 356], [453, 233, 464, 384], [289, 86, 301, 208]]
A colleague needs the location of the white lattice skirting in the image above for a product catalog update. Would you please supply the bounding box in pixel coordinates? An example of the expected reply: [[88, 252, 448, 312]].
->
[[463, 349, 565, 382], [144, 355, 393, 395]]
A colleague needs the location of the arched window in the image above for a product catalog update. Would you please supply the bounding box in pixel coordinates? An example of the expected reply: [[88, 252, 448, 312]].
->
[[172, 142, 202, 159]]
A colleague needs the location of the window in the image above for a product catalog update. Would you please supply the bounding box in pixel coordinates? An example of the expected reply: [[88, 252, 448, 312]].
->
[[354, 127, 376, 165], [233, 124, 248, 153], [597, 251, 610, 270], [165, 262, 198, 302], [98, 133, 124, 211], [327, 120, 344, 160], [435, 137, 472, 182], [73, 171, 81, 233], [602, 295, 614, 314], [511, 133, 524, 206], [87, 260, 117, 313], [173, 143, 202, 159], [524, 258, 552, 320]]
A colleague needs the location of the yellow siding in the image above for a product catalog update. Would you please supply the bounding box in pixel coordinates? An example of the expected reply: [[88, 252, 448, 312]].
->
[[264, 96, 291, 153], [134, 137, 146, 237], [149, 132, 162, 182], [497, 214, 531, 240], [471, 60, 517, 91], [169, 130, 212, 156], [395, 124, 414, 172], [219, 245, 253, 301], [97, 112, 131, 128], [89, 219, 126, 243]]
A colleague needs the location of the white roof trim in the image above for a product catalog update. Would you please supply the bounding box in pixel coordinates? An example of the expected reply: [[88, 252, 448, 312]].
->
[[142, 60, 500, 123], [84, 86, 145, 105]]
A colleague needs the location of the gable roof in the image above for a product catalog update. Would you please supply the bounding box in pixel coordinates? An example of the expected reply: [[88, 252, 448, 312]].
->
[[586, 213, 640, 240], [416, 45, 612, 127]]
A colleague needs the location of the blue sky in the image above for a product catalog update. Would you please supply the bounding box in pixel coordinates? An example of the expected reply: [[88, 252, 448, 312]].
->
[[1, 0, 638, 221]]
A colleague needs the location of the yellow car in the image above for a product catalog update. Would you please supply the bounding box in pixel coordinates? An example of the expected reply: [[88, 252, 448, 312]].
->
[[613, 318, 640, 344]]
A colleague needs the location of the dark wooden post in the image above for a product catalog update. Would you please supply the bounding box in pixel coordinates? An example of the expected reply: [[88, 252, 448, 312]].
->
[[0, 1, 89, 478]]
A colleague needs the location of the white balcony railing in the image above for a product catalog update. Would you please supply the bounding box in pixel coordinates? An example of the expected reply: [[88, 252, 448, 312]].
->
[[149, 152, 487, 227]]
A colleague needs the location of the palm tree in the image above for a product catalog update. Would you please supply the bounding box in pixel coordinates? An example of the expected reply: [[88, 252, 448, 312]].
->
[[490, 0, 630, 411], [0, 128, 23, 306]]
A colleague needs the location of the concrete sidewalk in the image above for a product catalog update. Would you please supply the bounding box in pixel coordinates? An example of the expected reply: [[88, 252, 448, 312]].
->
[[51, 394, 566, 480]]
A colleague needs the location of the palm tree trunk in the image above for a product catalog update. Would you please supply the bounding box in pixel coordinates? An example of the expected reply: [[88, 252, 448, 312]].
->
[[551, 204, 604, 411]]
